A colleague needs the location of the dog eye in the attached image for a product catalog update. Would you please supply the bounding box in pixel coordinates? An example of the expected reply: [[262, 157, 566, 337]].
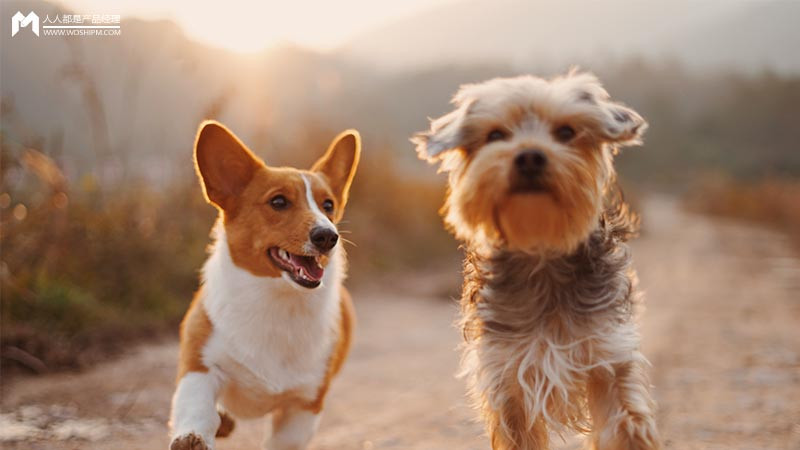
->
[[554, 125, 576, 143], [270, 195, 289, 210], [322, 199, 334, 214], [486, 129, 508, 142]]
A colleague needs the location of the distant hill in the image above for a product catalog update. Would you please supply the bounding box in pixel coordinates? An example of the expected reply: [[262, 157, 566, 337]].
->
[[1, 0, 364, 178], [2, 0, 799, 184], [340, 0, 800, 75]]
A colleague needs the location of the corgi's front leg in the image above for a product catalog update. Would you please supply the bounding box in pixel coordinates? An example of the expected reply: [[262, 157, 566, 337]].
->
[[170, 371, 223, 450]]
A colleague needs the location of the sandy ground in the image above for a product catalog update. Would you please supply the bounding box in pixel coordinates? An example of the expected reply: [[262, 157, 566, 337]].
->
[[2, 196, 799, 450]]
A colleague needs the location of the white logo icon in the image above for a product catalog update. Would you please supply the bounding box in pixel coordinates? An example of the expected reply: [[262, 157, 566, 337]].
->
[[11, 11, 39, 37]]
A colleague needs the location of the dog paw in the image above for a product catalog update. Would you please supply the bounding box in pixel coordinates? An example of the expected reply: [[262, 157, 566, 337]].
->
[[216, 411, 235, 438], [170, 433, 209, 450]]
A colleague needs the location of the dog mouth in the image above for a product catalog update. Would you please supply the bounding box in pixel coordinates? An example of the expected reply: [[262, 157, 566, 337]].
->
[[268, 247, 324, 289], [510, 177, 550, 193]]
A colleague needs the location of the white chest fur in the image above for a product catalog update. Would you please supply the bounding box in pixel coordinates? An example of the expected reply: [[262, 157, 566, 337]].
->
[[200, 226, 343, 396]]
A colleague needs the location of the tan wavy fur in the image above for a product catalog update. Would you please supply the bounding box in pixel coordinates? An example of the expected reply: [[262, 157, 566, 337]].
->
[[414, 71, 660, 449]]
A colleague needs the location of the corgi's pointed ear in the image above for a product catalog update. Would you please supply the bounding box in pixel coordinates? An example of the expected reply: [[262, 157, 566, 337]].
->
[[194, 120, 262, 213], [312, 130, 361, 217]]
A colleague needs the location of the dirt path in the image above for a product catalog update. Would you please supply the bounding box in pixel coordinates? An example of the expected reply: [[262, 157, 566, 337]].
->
[[2, 196, 799, 449]]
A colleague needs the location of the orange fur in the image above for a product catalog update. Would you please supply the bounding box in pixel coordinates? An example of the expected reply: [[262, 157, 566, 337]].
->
[[215, 412, 235, 438], [497, 146, 605, 252], [415, 72, 642, 254], [415, 73, 658, 449], [171, 121, 360, 447], [307, 286, 356, 413], [587, 363, 660, 450], [193, 121, 352, 277], [312, 131, 361, 222], [223, 169, 330, 277], [176, 288, 213, 380]]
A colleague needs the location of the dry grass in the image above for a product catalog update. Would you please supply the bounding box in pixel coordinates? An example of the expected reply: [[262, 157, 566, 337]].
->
[[1, 148, 214, 375], [0, 133, 456, 376], [684, 173, 800, 243]]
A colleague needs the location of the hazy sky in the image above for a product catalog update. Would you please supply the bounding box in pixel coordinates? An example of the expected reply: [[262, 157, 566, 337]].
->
[[61, 0, 459, 52]]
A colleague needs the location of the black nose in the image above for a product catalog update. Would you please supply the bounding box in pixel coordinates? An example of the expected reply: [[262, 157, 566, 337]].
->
[[514, 150, 547, 177], [310, 227, 338, 252]]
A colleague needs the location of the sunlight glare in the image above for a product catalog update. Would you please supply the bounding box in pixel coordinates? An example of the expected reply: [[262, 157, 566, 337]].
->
[[61, 0, 459, 53]]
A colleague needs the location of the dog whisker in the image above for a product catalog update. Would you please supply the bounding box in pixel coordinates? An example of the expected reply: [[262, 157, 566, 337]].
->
[[339, 237, 358, 248]]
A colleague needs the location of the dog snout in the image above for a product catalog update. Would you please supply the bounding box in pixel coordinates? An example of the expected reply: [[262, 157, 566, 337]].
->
[[310, 226, 339, 253], [514, 150, 547, 177]]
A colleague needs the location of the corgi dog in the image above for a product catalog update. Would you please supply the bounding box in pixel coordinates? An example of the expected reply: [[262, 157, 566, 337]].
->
[[169, 121, 360, 450]]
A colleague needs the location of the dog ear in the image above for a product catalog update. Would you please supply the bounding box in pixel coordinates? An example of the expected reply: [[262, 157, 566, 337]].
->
[[312, 129, 361, 218], [564, 71, 647, 147], [412, 98, 474, 163], [194, 120, 262, 213], [596, 101, 647, 146]]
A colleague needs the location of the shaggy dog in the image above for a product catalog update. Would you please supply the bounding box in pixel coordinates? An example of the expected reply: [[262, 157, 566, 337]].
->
[[413, 71, 660, 449]]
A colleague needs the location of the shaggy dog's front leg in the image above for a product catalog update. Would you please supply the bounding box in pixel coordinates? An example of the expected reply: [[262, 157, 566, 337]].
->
[[486, 399, 549, 450], [587, 360, 659, 450]]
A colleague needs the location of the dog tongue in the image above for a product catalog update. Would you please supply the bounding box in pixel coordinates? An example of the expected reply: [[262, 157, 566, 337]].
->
[[290, 254, 324, 281]]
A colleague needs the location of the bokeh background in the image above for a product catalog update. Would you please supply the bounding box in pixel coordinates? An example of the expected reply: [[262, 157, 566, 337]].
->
[[1, 0, 799, 449]]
